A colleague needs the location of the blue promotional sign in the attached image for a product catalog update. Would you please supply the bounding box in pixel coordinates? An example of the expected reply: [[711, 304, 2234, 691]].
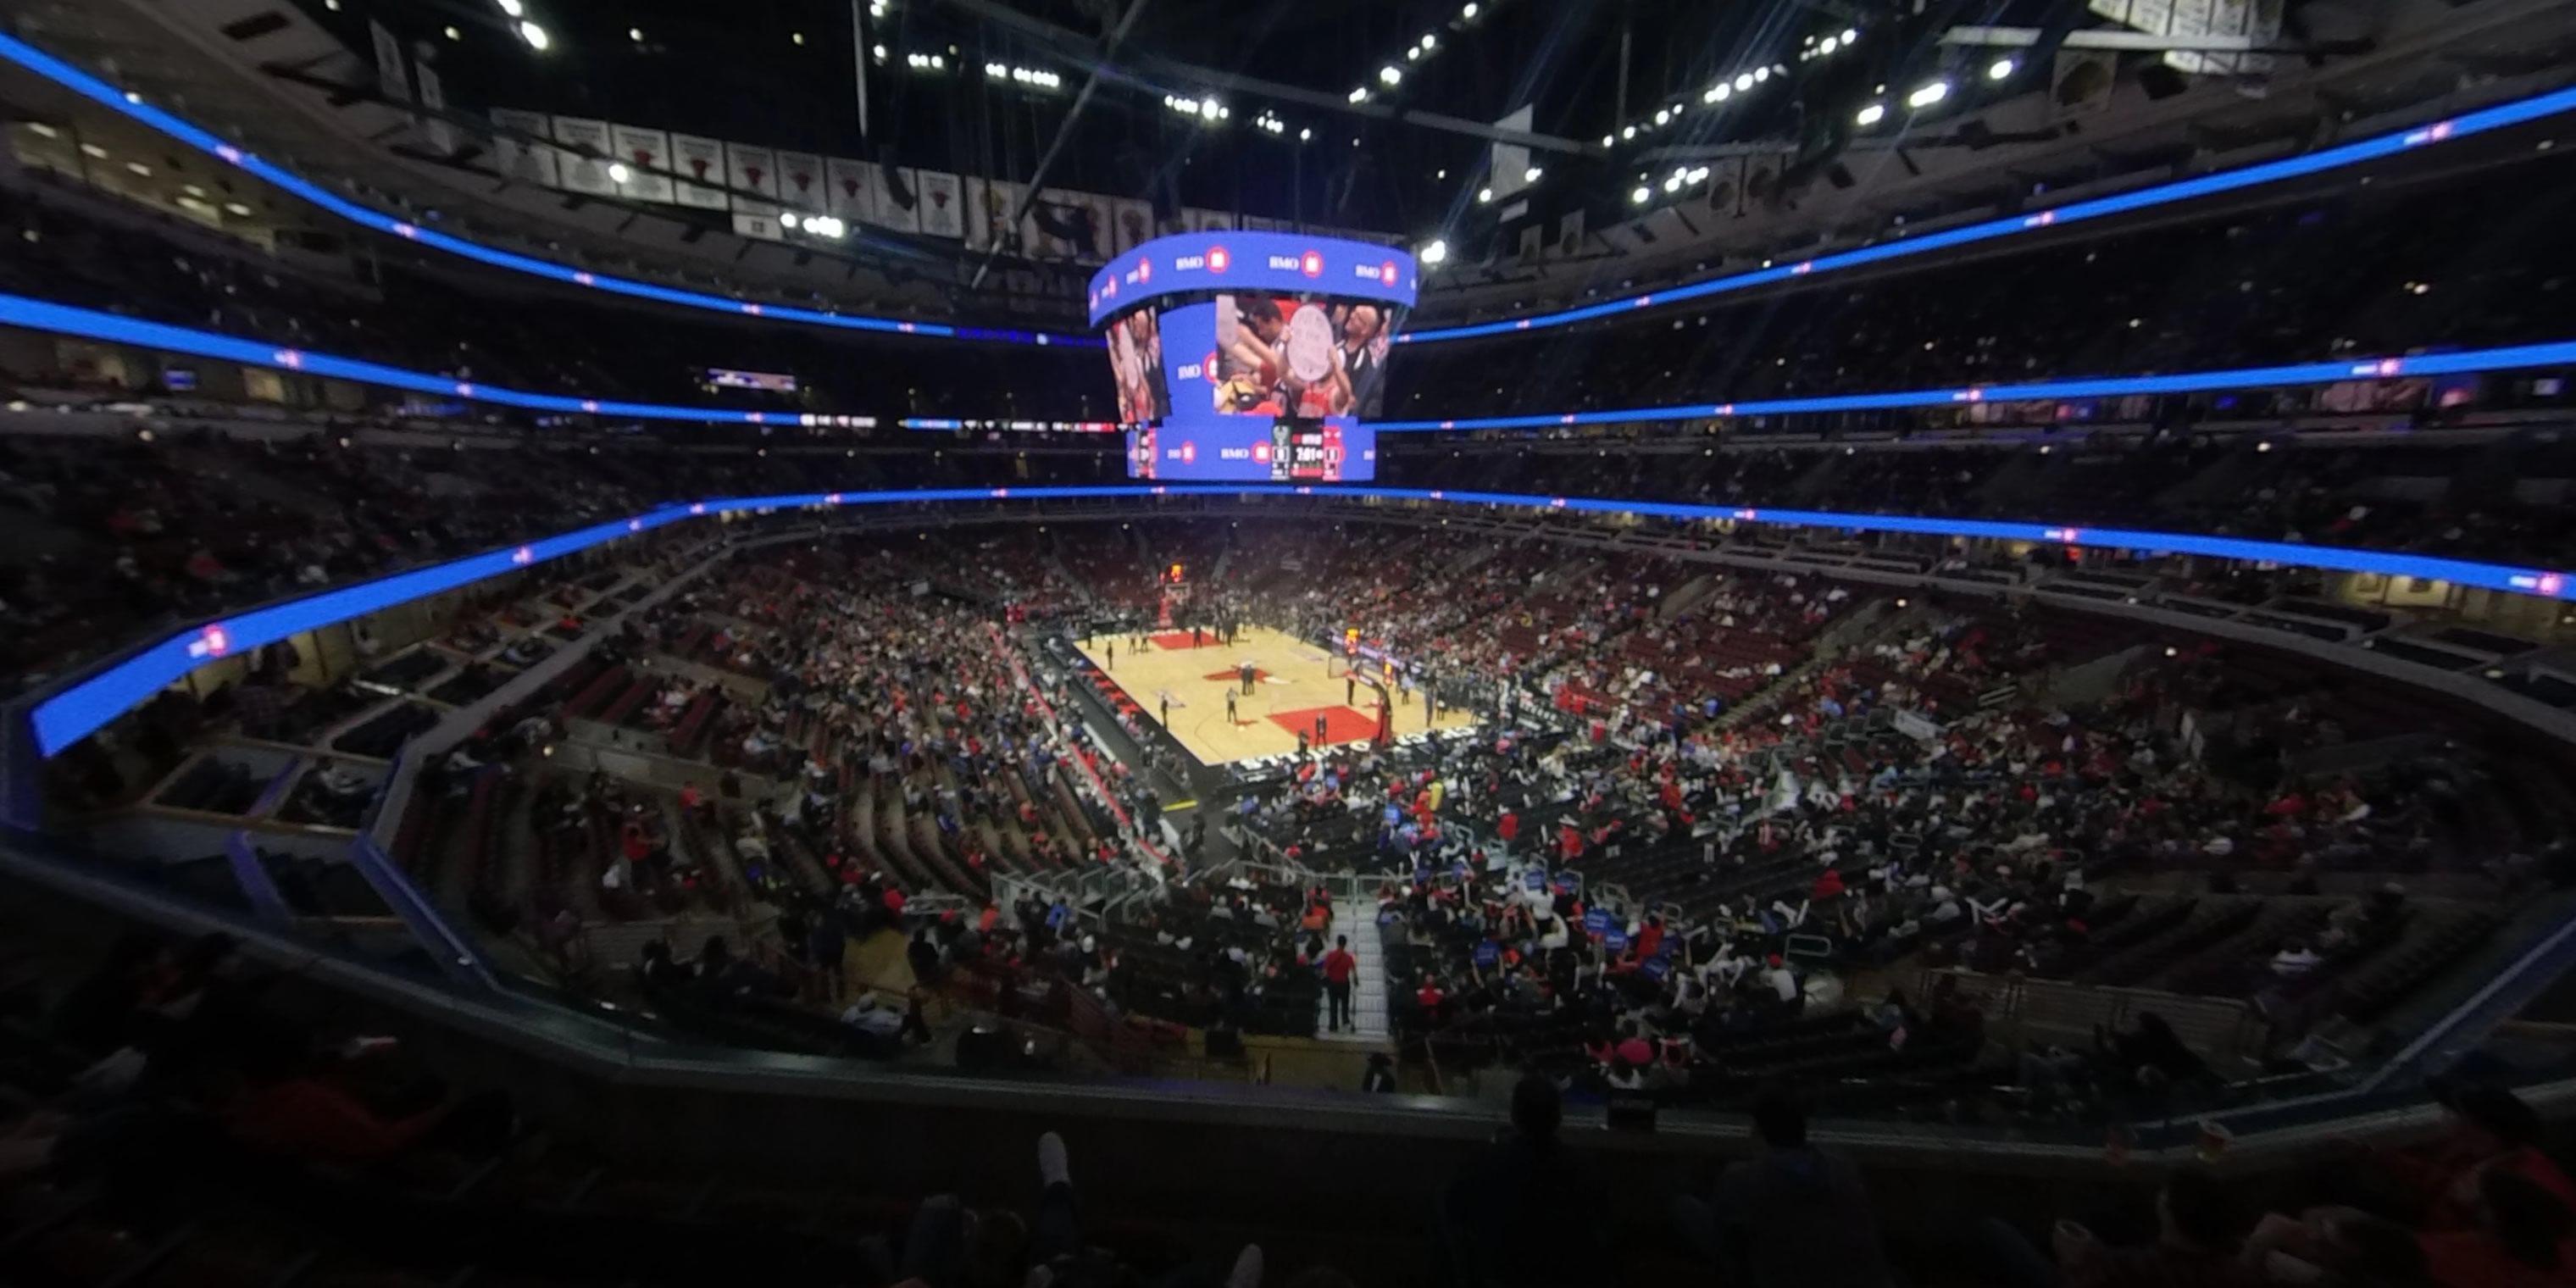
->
[[1605, 930, 1629, 953], [1089, 232, 1418, 326], [1524, 869, 1547, 892], [1474, 941, 1500, 969], [1452, 860, 1470, 880], [1584, 908, 1612, 935], [1641, 955, 1671, 980]]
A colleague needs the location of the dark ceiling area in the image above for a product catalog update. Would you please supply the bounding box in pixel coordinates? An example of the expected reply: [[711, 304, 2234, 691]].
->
[[306, 0, 2075, 248]]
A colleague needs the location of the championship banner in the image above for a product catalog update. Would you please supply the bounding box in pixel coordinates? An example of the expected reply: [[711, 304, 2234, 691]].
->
[[970, 180, 1024, 253], [1487, 104, 1535, 204], [723, 142, 781, 213], [868, 164, 921, 233], [915, 169, 965, 239], [1075, 192, 1116, 261], [609, 125, 675, 203], [1517, 225, 1544, 265], [488, 108, 559, 188], [550, 116, 616, 196], [1189, 208, 1235, 234], [775, 151, 827, 214], [1742, 152, 1786, 215], [826, 158, 874, 224], [670, 133, 729, 209]]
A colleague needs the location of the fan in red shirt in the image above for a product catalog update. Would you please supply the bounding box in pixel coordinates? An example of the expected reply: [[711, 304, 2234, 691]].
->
[[1320, 935, 1358, 1033]]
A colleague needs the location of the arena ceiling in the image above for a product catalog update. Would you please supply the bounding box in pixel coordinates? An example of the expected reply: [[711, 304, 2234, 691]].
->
[[7, 0, 2574, 323]]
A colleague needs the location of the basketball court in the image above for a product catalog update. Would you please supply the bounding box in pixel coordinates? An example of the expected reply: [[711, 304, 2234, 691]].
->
[[1074, 625, 1478, 765]]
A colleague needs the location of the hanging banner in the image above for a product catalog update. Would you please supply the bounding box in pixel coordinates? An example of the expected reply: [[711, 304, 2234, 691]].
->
[[1518, 225, 1544, 265], [488, 108, 559, 188], [1112, 199, 1156, 255], [1742, 152, 1786, 215], [550, 115, 616, 196], [724, 142, 781, 213], [369, 20, 411, 104], [972, 180, 1025, 254], [412, 58, 454, 157], [775, 150, 827, 215], [670, 133, 729, 209], [868, 164, 921, 233], [1706, 155, 1746, 217], [826, 157, 875, 224], [609, 125, 675, 203], [730, 210, 785, 242], [915, 169, 965, 239], [1025, 187, 1085, 259], [1487, 103, 1535, 203], [1554, 208, 1586, 258]]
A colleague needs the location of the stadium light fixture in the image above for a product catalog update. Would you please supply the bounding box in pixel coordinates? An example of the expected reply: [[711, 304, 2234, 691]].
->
[[1753, 66, 1769, 83], [1524, 166, 1542, 182], [608, 162, 630, 183], [630, 27, 644, 42], [1476, 186, 1493, 203], [780, 211, 800, 230], [1462, 2, 1479, 15], [1622, 125, 1636, 140], [1907, 80, 1950, 108], [1407, 46, 1422, 61], [1841, 27, 1858, 42], [1654, 108, 1669, 125], [1419, 239, 1449, 265], [1421, 33, 1437, 50], [1349, 87, 1368, 103], [1602, 133, 1613, 146], [1818, 36, 1839, 54], [1380, 65, 1403, 86], [1988, 57, 2017, 80], [443, 25, 461, 40], [1663, 175, 1683, 192], [495, 0, 523, 17], [1735, 72, 1754, 91], [1855, 102, 1886, 125], [1299, 127, 1313, 141], [1631, 186, 1651, 204]]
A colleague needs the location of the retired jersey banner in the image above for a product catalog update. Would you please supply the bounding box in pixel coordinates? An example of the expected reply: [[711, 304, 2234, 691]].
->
[[413, 59, 454, 157], [915, 169, 965, 239], [550, 116, 616, 196], [670, 133, 729, 209], [610, 125, 675, 203], [488, 108, 559, 189]]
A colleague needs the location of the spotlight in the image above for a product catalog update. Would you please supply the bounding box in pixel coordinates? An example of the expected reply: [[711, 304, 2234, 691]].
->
[[496, 0, 522, 16], [1419, 239, 1448, 265], [630, 27, 644, 42], [1688, 166, 1710, 183], [781, 211, 801, 230], [1753, 66, 1769, 82], [1654, 108, 1669, 125], [1907, 80, 1950, 108], [1420, 32, 1437, 50], [1819, 36, 1838, 53], [1841, 27, 1857, 42], [1855, 103, 1886, 126], [1602, 134, 1614, 146], [1622, 125, 1636, 140], [1631, 186, 1651, 204], [1988, 57, 2016, 80], [1524, 166, 1543, 182], [1380, 65, 1402, 86], [1299, 127, 1313, 141], [1476, 187, 1493, 203], [1735, 72, 1753, 91], [1463, 2, 1478, 14], [1349, 87, 1368, 103], [1663, 175, 1682, 192], [608, 162, 630, 183], [518, 20, 549, 50]]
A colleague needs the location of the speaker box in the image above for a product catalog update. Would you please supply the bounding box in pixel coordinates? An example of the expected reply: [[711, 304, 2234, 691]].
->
[[2138, 64, 2190, 100]]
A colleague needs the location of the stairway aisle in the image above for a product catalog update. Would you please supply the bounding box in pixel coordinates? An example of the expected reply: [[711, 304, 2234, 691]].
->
[[1316, 897, 1391, 1044]]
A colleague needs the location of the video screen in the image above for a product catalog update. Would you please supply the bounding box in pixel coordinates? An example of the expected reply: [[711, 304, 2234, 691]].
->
[[1105, 309, 1170, 423], [1190, 296, 1402, 419], [1124, 417, 1375, 482]]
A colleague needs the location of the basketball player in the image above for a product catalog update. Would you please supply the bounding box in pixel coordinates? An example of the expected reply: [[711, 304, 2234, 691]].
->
[[1241, 661, 1256, 695], [1346, 675, 1356, 705], [1107, 639, 1115, 668], [1159, 696, 1169, 725], [1314, 711, 1328, 746]]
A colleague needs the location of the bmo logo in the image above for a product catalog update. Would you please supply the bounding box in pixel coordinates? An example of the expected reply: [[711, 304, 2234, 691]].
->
[[1208, 246, 1230, 273], [1219, 447, 1252, 461], [1353, 261, 1400, 287], [1135, 257, 1151, 284], [1176, 359, 1207, 380], [1302, 251, 1324, 279], [1178, 441, 1198, 464], [1252, 441, 1274, 464]]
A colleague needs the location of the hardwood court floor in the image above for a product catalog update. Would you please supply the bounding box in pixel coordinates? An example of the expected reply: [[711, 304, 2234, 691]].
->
[[1074, 625, 1478, 765]]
